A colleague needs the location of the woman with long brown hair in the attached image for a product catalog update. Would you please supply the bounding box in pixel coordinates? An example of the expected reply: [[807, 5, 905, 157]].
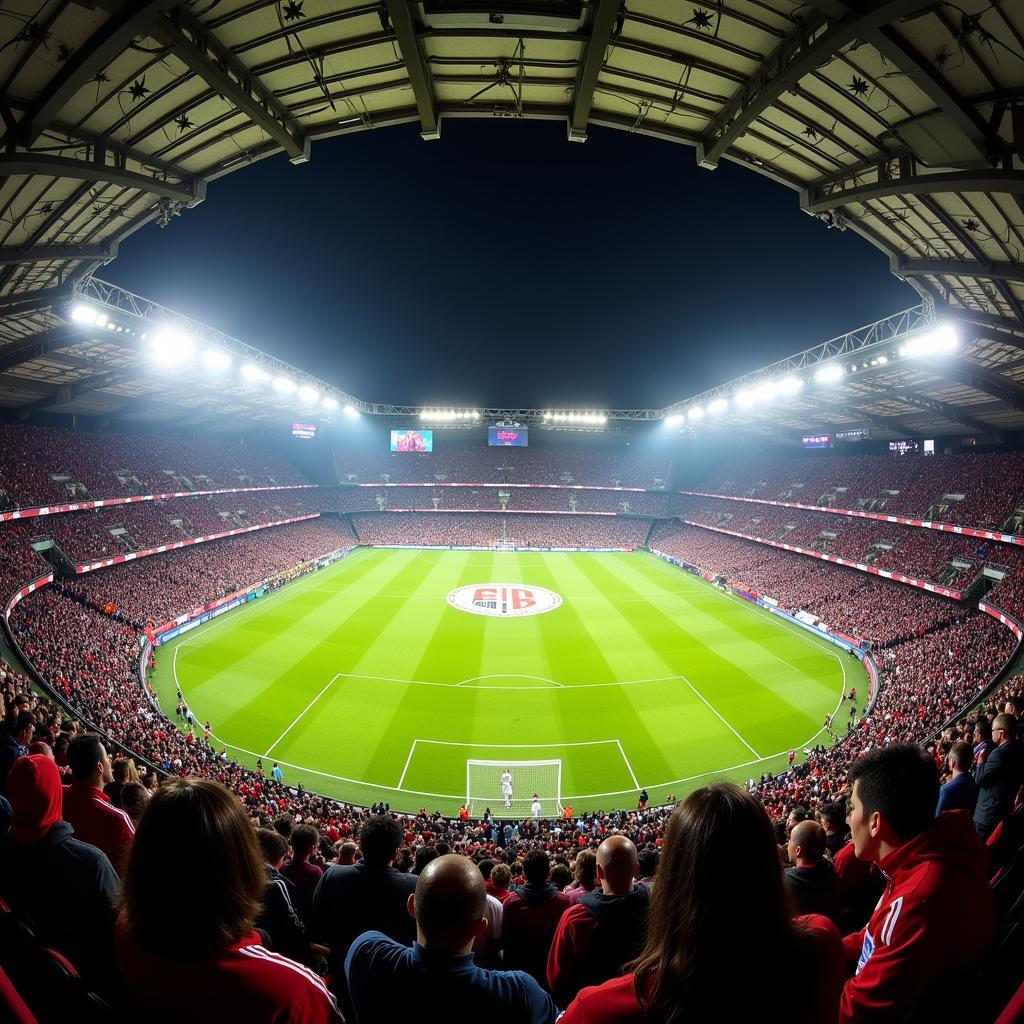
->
[[559, 782, 843, 1023], [115, 778, 341, 1023]]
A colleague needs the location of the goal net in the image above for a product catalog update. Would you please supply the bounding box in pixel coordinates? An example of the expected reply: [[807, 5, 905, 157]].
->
[[493, 540, 516, 551], [466, 759, 562, 818]]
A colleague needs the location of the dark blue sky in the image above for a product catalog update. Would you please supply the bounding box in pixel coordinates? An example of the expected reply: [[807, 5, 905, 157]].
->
[[104, 118, 916, 409]]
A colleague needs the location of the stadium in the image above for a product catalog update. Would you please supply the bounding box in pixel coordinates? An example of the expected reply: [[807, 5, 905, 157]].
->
[[0, 1, 1023, 1022]]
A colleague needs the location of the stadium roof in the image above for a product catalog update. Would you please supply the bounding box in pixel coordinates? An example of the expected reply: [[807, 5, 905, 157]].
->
[[0, 0, 1022, 441]]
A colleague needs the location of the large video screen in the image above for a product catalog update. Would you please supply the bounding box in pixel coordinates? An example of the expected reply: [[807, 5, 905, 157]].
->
[[488, 426, 528, 447], [801, 434, 831, 448], [390, 429, 433, 452], [291, 422, 317, 439], [889, 439, 921, 455]]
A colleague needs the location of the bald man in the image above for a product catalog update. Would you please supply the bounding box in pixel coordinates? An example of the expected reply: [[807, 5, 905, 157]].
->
[[345, 854, 556, 1024], [784, 820, 840, 923], [546, 835, 650, 1005]]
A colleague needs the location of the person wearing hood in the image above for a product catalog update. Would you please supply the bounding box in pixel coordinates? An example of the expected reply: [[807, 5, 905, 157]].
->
[[840, 743, 995, 1023], [501, 848, 571, 987], [0, 754, 118, 986], [547, 835, 649, 1005]]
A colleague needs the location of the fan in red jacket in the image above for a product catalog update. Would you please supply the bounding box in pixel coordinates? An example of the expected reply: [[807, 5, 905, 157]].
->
[[840, 744, 995, 1023]]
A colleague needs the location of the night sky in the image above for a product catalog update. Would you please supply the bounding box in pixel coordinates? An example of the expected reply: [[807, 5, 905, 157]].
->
[[103, 118, 917, 410]]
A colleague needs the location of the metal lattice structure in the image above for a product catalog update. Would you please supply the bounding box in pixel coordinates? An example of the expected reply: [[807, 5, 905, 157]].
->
[[0, 0, 1022, 438]]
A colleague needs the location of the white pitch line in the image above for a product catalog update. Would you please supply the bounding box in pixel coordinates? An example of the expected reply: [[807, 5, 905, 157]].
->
[[413, 737, 622, 749], [616, 740, 641, 790], [680, 674, 762, 759], [397, 739, 418, 789], [263, 674, 340, 758], [455, 673, 565, 688]]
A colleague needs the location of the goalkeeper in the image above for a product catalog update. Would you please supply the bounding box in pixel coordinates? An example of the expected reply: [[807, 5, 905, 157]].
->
[[501, 768, 513, 810]]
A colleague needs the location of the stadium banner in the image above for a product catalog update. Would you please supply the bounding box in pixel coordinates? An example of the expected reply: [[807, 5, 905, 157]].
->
[[371, 544, 632, 553], [380, 508, 618, 516], [3, 572, 55, 620], [862, 654, 880, 714], [681, 520, 963, 601], [648, 548, 704, 577], [761, 602, 868, 656], [978, 601, 1024, 640], [0, 483, 318, 524], [75, 513, 321, 574], [356, 482, 648, 492], [680, 490, 1024, 549]]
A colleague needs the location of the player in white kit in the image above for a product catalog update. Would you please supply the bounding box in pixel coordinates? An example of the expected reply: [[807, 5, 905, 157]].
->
[[501, 769, 513, 810]]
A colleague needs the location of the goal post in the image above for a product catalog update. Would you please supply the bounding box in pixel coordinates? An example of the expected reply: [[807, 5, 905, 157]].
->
[[466, 759, 562, 818]]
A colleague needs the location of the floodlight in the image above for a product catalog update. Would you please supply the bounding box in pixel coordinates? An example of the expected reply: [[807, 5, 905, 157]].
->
[[273, 376, 296, 394], [755, 381, 776, 402], [201, 349, 232, 372], [70, 303, 98, 324], [323, 396, 339, 411], [735, 388, 756, 408], [150, 327, 196, 365], [688, 406, 704, 421], [904, 323, 958, 357], [94, 312, 109, 328], [543, 412, 551, 420], [664, 414, 683, 427], [708, 398, 728, 414], [814, 363, 844, 383], [298, 384, 319, 404], [242, 362, 271, 384], [778, 376, 803, 395], [344, 404, 360, 418]]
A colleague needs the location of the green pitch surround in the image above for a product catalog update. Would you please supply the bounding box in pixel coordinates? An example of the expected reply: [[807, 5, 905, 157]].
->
[[153, 548, 864, 814]]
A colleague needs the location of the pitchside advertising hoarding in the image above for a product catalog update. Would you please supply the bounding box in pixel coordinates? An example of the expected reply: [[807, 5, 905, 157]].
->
[[390, 429, 433, 452], [488, 426, 528, 447]]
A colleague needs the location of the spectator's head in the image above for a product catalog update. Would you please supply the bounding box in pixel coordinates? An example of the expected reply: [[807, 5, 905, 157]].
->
[[785, 805, 809, 835], [410, 854, 487, 955], [336, 841, 358, 865], [637, 847, 658, 880], [974, 718, 992, 744], [948, 741, 973, 774], [551, 863, 572, 890], [818, 801, 846, 835], [1004, 696, 1022, 719], [631, 783, 799, 1016], [67, 733, 111, 787], [111, 758, 130, 783], [271, 813, 294, 840], [573, 848, 598, 889], [412, 845, 438, 874], [7, 754, 62, 844], [477, 858, 494, 881], [435, 841, 450, 857], [27, 740, 52, 759], [596, 835, 638, 895], [490, 863, 511, 893], [10, 710, 35, 748], [787, 820, 826, 867], [359, 815, 404, 866], [847, 744, 939, 861], [256, 827, 289, 869], [120, 779, 265, 958], [121, 782, 148, 824], [992, 713, 1017, 746], [522, 849, 551, 886], [290, 824, 318, 861]]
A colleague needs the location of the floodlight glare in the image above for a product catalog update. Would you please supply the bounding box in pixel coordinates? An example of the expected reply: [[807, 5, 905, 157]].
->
[[242, 362, 271, 384], [70, 303, 98, 324], [755, 381, 776, 403], [778, 376, 803, 395], [735, 388, 756, 408], [150, 328, 196, 365], [344, 404, 360, 418], [708, 398, 728, 414], [323, 397, 339, 411], [688, 406, 704, 421], [273, 376, 296, 394], [94, 312, 109, 328], [298, 384, 319, 404], [664, 414, 683, 427], [814, 364, 844, 383], [201, 349, 232, 372], [904, 323, 958, 357]]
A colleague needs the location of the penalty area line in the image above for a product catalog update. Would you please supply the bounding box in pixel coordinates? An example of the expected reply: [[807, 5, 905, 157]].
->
[[680, 674, 762, 760], [615, 740, 640, 790], [397, 739, 418, 789], [263, 674, 340, 758]]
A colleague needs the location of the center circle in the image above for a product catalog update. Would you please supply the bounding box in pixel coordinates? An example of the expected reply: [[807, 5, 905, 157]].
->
[[447, 583, 562, 618]]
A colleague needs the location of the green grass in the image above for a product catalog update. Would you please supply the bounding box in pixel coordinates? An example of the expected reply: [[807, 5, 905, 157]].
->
[[152, 549, 864, 814]]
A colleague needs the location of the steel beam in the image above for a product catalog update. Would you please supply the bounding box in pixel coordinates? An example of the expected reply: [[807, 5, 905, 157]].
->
[[568, 0, 621, 142], [893, 257, 1024, 286], [0, 153, 202, 203], [14, 369, 131, 420], [926, 358, 1024, 414], [696, 0, 929, 169], [14, 1, 178, 147], [889, 390, 1000, 437], [155, 8, 309, 163], [803, 171, 1024, 213], [0, 243, 117, 268], [383, 0, 439, 140]]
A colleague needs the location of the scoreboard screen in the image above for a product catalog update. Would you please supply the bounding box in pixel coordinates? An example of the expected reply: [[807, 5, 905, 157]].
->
[[889, 439, 921, 455], [390, 429, 433, 452], [291, 422, 317, 439], [801, 434, 831, 448], [488, 426, 528, 447]]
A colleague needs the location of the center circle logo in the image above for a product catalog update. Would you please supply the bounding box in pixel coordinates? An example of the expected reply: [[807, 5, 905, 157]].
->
[[447, 584, 562, 618]]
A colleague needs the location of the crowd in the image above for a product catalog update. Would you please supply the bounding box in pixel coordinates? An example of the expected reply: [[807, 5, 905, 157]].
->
[[695, 450, 1024, 532], [0, 423, 308, 510], [334, 447, 671, 489], [351, 514, 650, 550]]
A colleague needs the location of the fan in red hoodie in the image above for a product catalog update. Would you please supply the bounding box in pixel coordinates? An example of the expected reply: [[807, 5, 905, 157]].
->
[[840, 743, 995, 1023]]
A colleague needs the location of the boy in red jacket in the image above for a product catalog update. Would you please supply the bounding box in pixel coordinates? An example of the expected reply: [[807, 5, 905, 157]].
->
[[840, 744, 995, 1023]]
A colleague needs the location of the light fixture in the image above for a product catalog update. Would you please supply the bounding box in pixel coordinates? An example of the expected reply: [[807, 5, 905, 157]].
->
[[708, 397, 728, 414], [298, 384, 319, 404], [149, 327, 196, 366], [903, 323, 958, 358], [273, 376, 296, 394], [814, 363, 844, 383], [688, 406, 704, 421], [755, 381, 776, 403], [70, 304, 98, 325], [777, 376, 803, 395], [735, 388, 756, 408], [242, 362, 271, 384], [323, 396, 339, 411], [344, 404, 360, 418]]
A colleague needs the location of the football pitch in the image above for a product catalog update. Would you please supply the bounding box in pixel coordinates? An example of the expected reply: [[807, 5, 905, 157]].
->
[[154, 548, 863, 814]]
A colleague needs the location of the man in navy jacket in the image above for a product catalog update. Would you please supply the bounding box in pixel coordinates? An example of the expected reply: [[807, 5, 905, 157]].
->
[[974, 714, 1024, 838]]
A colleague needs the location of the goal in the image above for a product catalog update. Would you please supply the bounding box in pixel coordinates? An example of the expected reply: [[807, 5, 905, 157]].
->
[[466, 759, 562, 818], [493, 540, 516, 552]]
